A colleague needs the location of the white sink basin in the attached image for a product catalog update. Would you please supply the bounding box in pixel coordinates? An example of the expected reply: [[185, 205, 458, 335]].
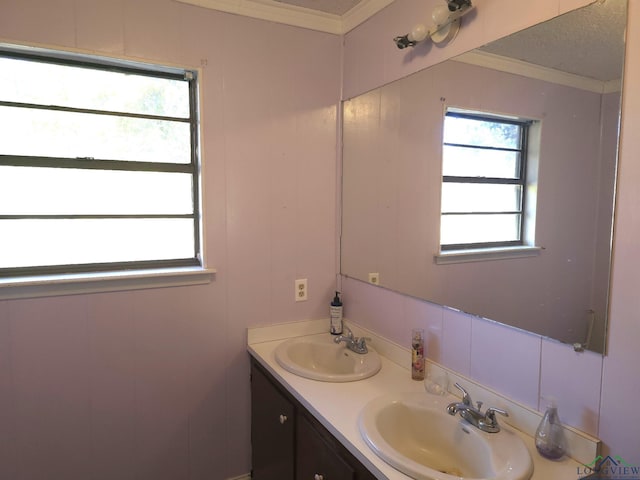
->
[[359, 393, 533, 480], [274, 334, 381, 382]]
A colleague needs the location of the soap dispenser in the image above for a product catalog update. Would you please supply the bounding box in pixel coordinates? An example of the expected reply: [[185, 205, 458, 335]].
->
[[535, 398, 566, 460], [330, 291, 343, 335]]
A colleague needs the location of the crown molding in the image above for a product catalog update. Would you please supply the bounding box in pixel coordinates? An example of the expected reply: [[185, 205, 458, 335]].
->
[[341, 0, 395, 33], [603, 78, 622, 94], [454, 50, 618, 95], [173, 0, 394, 35]]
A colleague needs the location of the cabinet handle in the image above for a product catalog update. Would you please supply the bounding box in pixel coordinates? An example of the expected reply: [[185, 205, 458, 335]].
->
[[314, 475, 324, 480], [279, 414, 288, 424]]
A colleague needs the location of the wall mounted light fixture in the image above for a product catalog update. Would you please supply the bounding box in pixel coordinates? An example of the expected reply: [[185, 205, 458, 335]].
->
[[394, 0, 474, 49]]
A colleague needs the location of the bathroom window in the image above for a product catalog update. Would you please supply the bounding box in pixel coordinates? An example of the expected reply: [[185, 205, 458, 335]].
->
[[440, 109, 531, 251], [0, 47, 202, 279]]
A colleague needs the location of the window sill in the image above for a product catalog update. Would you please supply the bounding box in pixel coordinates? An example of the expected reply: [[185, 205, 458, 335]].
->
[[434, 246, 542, 265], [0, 267, 216, 300]]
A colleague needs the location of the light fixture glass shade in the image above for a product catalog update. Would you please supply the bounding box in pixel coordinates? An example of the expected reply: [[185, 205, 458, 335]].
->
[[409, 24, 428, 42], [431, 5, 450, 25], [430, 4, 461, 44]]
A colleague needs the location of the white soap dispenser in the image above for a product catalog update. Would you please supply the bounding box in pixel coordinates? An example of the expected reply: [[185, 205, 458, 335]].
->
[[535, 397, 566, 460]]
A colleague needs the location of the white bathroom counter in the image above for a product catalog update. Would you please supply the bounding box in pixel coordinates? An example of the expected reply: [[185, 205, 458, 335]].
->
[[248, 325, 584, 480]]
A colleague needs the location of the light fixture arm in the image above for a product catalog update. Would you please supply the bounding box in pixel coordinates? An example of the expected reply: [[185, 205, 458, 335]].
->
[[393, 0, 474, 49]]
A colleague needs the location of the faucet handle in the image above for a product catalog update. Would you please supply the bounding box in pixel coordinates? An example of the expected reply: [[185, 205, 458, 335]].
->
[[485, 407, 509, 423], [352, 336, 370, 353], [479, 407, 509, 433], [486, 407, 508, 417], [454, 383, 472, 406], [343, 326, 354, 338]]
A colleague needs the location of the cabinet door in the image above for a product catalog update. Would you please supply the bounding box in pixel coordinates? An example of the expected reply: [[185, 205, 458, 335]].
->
[[251, 364, 295, 480], [296, 413, 355, 480]]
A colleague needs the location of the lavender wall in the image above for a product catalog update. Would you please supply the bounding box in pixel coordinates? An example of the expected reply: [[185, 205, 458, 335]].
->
[[0, 0, 638, 476], [599, 0, 640, 461], [0, 1, 340, 478], [342, 0, 640, 464]]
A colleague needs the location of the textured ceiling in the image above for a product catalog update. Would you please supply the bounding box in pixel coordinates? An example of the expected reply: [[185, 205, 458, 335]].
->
[[480, 0, 626, 82], [273, 0, 363, 15]]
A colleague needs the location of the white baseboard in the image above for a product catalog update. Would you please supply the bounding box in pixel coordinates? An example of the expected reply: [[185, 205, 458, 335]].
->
[[227, 475, 250, 480]]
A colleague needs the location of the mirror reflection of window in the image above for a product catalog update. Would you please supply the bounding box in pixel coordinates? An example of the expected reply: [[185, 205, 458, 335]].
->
[[440, 109, 536, 251]]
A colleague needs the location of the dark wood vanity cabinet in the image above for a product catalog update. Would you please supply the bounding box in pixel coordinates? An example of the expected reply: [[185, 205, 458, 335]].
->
[[250, 358, 378, 480], [251, 358, 296, 480]]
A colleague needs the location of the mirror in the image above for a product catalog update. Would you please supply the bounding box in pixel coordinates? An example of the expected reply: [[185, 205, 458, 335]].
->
[[341, 0, 627, 354]]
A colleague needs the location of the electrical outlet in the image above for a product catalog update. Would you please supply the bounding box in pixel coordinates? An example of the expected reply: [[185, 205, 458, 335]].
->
[[295, 278, 308, 302], [368, 273, 380, 285]]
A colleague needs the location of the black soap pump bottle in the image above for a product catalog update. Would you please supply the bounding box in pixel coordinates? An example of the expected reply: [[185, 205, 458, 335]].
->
[[330, 291, 343, 335], [535, 398, 566, 460]]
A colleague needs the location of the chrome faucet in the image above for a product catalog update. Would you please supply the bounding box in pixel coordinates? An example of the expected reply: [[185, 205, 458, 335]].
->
[[446, 383, 509, 433], [333, 326, 370, 354]]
